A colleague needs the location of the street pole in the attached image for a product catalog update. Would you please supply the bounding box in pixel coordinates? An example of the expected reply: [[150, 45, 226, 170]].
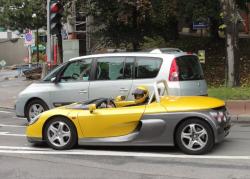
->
[[47, 0, 51, 67]]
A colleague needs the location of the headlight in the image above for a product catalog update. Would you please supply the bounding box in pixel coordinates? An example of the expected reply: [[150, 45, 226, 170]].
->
[[210, 111, 226, 123], [29, 114, 42, 125]]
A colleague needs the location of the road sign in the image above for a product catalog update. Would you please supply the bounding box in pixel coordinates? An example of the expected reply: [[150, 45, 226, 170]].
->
[[24, 32, 34, 45], [198, 50, 205, 64], [193, 22, 208, 30]]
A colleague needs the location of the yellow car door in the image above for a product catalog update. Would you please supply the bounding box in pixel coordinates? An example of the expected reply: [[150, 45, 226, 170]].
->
[[77, 105, 145, 138]]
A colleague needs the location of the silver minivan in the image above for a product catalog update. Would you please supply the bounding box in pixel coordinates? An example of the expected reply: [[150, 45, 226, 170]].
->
[[16, 50, 207, 121]]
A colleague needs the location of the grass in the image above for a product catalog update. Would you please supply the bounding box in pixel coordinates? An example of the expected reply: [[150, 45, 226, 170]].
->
[[208, 87, 250, 100]]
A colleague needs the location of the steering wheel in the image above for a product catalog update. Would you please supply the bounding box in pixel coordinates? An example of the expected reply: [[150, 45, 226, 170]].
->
[[95, 98, 116, 108], [72, 73, 80, 80]]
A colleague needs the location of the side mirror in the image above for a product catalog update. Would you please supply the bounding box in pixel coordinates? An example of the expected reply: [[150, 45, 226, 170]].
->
[[51, 77, 56, 83], [88, 104, 96, 113], [115, 96, 126, 102]]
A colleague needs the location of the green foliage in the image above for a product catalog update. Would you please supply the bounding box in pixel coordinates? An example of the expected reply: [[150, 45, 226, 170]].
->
[[208, 87, 250, 100], [87, 0, 153, 51], [0, 0, 46, 31], [151, 0, 179, 41]]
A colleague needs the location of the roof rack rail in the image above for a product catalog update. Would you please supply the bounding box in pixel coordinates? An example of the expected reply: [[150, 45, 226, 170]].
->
[[149, 48, 183, 54]]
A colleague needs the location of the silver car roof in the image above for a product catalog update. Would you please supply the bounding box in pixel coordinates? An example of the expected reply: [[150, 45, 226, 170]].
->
[[68, 52, 193, 62]]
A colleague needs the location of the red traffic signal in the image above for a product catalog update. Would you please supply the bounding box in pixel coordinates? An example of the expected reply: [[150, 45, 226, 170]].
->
[[50, 1, 63, 35], [50, 2, 63, 13]]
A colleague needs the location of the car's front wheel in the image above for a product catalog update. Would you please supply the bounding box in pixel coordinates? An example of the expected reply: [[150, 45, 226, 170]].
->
[[175, 119, 214, 155], [44, 117, 77, 150], [26, 99, 48, 122]]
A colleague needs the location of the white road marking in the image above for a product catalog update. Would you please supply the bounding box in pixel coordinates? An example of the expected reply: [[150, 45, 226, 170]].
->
[[0, 145, 250, 160], [0, 111, 13, 114], [0, 146, 50, 151], [0, 132, 26, 137], [0, 124, 26, 128]]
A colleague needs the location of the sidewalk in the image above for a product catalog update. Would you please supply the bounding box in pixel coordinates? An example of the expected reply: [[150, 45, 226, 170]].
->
[[226, 101, 250, 122], [0, 69, 249, 122], [0, 69, 33, 109]]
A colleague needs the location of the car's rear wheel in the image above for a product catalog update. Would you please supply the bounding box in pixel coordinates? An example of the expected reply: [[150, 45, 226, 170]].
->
[[26, 99, 48, 122], [175, 119, 214, 155], [44, 117, 77, 150]]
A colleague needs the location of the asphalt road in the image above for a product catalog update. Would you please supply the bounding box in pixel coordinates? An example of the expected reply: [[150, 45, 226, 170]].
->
[[1, 108, 250, 179]]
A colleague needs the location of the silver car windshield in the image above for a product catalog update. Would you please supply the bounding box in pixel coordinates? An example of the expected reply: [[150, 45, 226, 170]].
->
[[43, 64, 65, 81]]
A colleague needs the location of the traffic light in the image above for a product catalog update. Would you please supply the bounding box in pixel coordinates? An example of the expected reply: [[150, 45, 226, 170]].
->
[[50, 0, 63, 35]]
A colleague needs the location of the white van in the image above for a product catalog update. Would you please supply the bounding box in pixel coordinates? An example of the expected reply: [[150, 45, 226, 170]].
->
[[16, 50, 207, 121]]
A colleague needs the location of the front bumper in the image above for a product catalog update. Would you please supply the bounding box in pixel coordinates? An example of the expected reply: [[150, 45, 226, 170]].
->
[[27, 137, 44, 144], [15, 99, 26, 118], [215, 116, 231, 143]]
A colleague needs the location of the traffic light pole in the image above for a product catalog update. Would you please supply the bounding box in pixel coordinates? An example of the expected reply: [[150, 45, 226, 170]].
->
[[46, 0, 51, 66]]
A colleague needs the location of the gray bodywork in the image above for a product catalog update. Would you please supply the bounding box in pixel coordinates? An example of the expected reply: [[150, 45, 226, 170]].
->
[[77, 110, 230, 146], [28, 109, 230, 146]]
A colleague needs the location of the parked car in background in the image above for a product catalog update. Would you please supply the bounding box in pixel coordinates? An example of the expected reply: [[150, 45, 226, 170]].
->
[[16, 49, 207, 122]]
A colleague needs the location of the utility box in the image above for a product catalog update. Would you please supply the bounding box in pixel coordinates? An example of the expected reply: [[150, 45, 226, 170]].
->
[[62, 39, 80, 62]]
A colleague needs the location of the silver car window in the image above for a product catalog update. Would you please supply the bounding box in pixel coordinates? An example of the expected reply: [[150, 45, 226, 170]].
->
[[60, 59, 92, 82], [95, 57, 126, 80]]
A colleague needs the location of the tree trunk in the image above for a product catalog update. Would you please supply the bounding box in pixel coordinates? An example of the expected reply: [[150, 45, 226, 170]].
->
[[221, 0, 240, 87]]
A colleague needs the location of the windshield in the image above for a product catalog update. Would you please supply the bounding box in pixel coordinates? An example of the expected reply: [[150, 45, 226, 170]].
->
[[43, 63, 66, 81]]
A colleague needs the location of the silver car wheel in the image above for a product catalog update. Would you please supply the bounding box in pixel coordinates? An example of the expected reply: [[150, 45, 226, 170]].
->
[[181, 123, 208, 151], [47, 121, 71, 147], [29, 104, 45, 121]]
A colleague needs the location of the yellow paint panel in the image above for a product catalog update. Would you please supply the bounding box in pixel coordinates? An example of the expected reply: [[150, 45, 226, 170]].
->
[[144, 102, 167, 114], [26, 108, 80, 138], [160, 96, 225, 112], [77, 105, 145, 137]]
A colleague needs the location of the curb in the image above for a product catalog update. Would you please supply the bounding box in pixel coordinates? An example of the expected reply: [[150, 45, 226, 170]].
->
[[230, 115, 250, 123]]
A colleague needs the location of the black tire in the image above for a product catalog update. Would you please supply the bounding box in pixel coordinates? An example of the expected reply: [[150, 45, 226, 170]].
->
[[175, 118, 214, 155], [25, 99, 48, 122], [44, 117, 77, 150]]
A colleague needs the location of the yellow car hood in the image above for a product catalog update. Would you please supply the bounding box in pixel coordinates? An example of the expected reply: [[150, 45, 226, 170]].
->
[[160, 96, 225, 112]]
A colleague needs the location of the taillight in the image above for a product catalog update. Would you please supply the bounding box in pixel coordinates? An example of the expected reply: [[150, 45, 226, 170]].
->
[[169, 58, 179, 81]]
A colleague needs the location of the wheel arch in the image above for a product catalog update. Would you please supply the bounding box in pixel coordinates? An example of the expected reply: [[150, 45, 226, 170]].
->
[[173, 116, 215, 146], [24, 97, 49, 117], [42, 115, 78, 142]]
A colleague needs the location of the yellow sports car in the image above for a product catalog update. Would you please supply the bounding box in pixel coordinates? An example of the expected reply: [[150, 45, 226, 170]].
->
[[26, 80, 231, 155]]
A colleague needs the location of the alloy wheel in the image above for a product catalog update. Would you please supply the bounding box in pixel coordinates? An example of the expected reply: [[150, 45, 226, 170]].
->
[[29, 104, 45, 121], [47, 121, 71, 147], [180, 123, 208, 151]]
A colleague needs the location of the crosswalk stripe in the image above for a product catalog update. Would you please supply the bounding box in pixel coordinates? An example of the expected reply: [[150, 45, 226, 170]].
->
[[0, 146, 250, 160], [0, 124, 26, 128]]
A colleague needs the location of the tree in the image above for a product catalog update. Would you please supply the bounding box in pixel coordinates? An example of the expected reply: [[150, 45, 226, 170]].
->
[[0, 0, 46, 32], [220, 0, 240, 87], [87, 0, 152, 51], [151, 0, 179, 42]]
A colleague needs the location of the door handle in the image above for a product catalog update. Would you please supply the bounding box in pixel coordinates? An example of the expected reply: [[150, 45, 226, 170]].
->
[[79, 90, 88, 94], [120, 88, 128, 92]]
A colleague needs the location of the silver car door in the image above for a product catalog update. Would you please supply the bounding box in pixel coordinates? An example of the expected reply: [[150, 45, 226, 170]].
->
[[88, 57, 133, 100], [49, 59, 92, 107]]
